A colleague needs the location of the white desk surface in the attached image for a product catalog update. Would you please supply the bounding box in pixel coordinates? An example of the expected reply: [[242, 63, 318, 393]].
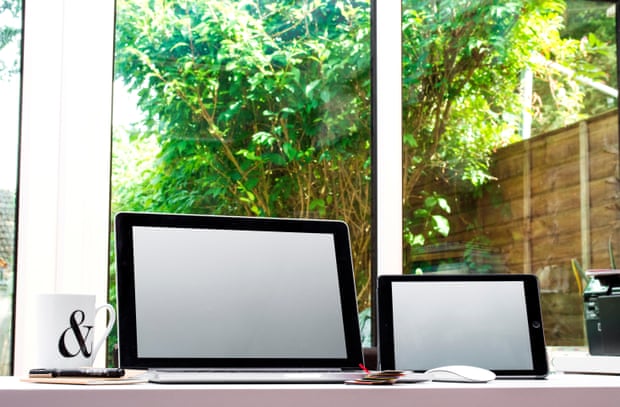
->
[[2, 373, 620, 407]]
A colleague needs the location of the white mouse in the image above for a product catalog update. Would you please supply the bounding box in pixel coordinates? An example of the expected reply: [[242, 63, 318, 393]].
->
[[425, 365, 496, 383]]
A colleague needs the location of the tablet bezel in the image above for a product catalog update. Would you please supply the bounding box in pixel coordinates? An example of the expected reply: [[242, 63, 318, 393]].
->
[[114, 211, 363, 369], [377, 274, 548, 378]]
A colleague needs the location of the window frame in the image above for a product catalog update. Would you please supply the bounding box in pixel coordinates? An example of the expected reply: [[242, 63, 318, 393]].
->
[[13, 0, 620, 375], [12, 0, 620, 375], [14, 0, 116, 374], [13, 0, 403, 374]]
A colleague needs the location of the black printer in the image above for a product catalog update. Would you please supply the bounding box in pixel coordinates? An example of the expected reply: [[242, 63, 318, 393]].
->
[[584, 270, 620, 355]]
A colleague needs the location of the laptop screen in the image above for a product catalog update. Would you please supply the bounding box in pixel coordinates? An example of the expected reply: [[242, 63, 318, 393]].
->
[[115, 212, 363, 369], [133, 226, 346, 358]]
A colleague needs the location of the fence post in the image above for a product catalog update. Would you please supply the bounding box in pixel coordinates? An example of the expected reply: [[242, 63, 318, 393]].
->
[[523, 140, 532, 274], [579, 121, 592, 270]]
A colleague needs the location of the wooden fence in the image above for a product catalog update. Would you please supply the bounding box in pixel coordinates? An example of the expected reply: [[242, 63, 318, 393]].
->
[[412, 109, 620, 345]]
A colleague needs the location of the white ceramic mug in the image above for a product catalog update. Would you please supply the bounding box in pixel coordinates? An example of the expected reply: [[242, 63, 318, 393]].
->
[[35, 294, 115, 368]]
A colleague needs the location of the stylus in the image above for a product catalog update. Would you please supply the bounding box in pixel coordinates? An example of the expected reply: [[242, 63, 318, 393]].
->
[[29, 368, 125, 378]]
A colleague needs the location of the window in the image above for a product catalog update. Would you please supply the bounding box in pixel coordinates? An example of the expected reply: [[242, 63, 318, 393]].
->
[[0, 0, 21, 375], [111, 0, 373, 347], [11, 0, 615, 373], [401, 0, 618, 346]]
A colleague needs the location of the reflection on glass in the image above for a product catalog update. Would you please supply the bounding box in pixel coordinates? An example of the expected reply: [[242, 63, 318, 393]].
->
[[0, 0, 22, 375], [111, 0, 373, 352], [402, 0, 617, 346]]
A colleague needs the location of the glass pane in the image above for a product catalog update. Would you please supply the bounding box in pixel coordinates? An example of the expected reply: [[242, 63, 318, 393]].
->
[[0, 0, 22, 375], [111, 0, 373, 355], [402, 0, 617, 346]]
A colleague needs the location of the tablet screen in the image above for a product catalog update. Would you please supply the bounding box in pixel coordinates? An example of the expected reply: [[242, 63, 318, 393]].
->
[[378, 274, 548, 378]]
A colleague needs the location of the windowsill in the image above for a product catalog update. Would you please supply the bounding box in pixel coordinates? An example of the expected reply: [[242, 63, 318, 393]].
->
[[2, 373, 620, 407]]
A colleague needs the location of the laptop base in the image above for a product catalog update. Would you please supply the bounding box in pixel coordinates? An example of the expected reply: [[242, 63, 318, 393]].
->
[[148, 370, 368, 384]]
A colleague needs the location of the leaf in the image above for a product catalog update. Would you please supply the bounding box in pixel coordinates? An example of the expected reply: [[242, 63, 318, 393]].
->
[[414, 208, 429, 218], [252, 131, 276, 146], [309, 198, 326, 215], [236, 149, 258, 161], [412, 234, 425, 246], [280, 107, 296, 115], [245, 176, 259, 190], [424, 196, 437, 209], [304, 79, 321, 97], [437, 197, 451, 213], [282, 142, 297, 161], [290, 67, 301, 84], [432, 215, 450, 237], [262, 152, 287, 166]]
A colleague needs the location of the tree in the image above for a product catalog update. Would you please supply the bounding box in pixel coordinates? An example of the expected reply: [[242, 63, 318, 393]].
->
[[113, 0, 373, 307], [0, 0, 21, 79], [401, 0, 614, 271], [531, 0, 617, 133], [113, 0, 614, 306]]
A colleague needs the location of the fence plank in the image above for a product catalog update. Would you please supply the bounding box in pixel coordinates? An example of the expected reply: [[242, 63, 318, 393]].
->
[[580, 121, 591, 270]]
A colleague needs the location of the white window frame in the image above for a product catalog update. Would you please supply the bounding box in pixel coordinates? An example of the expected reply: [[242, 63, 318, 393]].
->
[[375, 2, 403, 277], [13, 0, 402, 374], [14, 0, 115, 374]]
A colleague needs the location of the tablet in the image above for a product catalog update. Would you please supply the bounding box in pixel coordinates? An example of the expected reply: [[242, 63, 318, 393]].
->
[[377, 274, 548, 378]]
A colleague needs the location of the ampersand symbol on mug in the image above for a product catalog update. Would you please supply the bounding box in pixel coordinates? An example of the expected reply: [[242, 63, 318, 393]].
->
[[58, 309, 94, 358]]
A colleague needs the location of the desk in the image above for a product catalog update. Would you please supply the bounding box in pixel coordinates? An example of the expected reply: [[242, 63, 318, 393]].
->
[[2, 373, 620, 407]]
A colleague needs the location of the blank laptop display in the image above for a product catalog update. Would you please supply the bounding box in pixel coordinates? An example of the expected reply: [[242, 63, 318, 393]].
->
[[114, 212, 365, 383], [377, 274, 548, 378]]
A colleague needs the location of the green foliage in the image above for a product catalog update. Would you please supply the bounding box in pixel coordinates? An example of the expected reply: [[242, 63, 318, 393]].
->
[[0, 0, 21, 79], [531, 2, 617, 134], [404, 191, 451, 249], [113, 0, 373, 307], [112, 0, 616, 306], [401, 0, 615, 271], [358, 307, 372, 347], [402, 0, 529, 267]]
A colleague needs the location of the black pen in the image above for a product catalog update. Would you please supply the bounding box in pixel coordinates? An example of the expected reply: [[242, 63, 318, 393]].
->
[[29, 368, 125, 378]]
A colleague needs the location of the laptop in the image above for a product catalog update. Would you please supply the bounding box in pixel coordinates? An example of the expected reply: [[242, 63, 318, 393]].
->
[[377, 274, 548, 379], [114, 212, 367, 383]]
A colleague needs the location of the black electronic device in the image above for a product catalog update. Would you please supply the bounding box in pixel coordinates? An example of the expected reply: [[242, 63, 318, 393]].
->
[[377, 274, 548, 379], [584, 270, 620, 356]]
